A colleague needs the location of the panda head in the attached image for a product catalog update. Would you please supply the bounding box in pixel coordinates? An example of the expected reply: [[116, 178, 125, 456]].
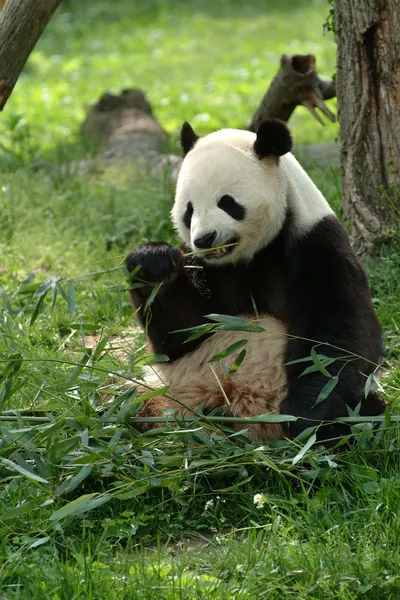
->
[[172, 119, 293, 265]]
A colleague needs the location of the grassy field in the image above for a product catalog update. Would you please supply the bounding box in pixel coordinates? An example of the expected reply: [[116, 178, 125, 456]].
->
[[1, 0, 400, 598], [2, 0, 338, 158]]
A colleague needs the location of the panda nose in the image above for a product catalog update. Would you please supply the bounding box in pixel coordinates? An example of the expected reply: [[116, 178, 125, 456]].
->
[[194, 231, 217, 249]]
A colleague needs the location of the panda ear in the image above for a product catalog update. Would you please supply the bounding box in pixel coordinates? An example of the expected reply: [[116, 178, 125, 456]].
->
[[181, 121, 199, 156], [253, 119, 293, 160]]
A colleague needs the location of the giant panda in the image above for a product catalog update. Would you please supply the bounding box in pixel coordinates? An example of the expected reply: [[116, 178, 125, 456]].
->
[[125, 118, 385, 442]]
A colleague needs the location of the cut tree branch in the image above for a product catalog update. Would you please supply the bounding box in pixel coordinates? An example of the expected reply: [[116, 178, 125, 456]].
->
[[249, 53, 336, 131], [0, 0, 62, 111]]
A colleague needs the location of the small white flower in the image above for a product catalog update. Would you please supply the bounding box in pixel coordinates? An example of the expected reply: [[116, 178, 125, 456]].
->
[[253, 493, 265, 508], [204, 499, 214, 511]]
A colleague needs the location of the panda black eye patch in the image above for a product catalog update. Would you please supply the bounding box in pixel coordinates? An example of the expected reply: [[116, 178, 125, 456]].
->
[[217, 195, 246, 220], [183, 201, 193, 228]]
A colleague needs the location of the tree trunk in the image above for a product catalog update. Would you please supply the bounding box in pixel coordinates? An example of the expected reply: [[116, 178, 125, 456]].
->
[[0, 0, 62, 110], [249, 53, 336, 131], [336, 0, 400, 256]]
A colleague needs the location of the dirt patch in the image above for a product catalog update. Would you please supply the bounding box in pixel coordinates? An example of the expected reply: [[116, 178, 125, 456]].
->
[[84, 326, 141, 362]]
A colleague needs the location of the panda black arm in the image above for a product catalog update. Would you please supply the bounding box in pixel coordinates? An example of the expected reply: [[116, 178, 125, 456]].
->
[[281, 215, 383, 439], [125, 242, 210, 360]]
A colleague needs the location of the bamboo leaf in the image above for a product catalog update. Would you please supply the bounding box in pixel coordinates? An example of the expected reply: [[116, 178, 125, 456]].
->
[[117, 395, 146, 423], [227, 349, 247, 373], [134, 353, 170, 366], [185, 327, 214, 342], [0, 352, 22, 385], [28, 537, 51, 549], [0, 289, 14, 315], [51, 280, 58, 311], [135, 386, 169, 403], [174, 323, 215, 334], [144, 282, 163, 313], [91, 336, 110, 363], [30, 294, 45, 326], [64, 351, 91, 389], [311, 348, 332, 377], [0, 378, 12, 410], [1, 496, 52, 521], [300, 358, 336, 377], [209, 339, 248, 363], [254, 413, 298, 423], [50, 493, 111, 521], [33, 277, 53, 300], [57, 281, 75, 317], [0, 457, 48, 484], [19, 272, 36, 288], [364, 373, 374, 398], [206, 314, 247, 326], [56, 466, 93, 496], [314, 376, 339, 406], [286, 353, 330, 366], [100, 387, 137, 422], [292, 433, 317, 465], [67, 282, 76, 317]]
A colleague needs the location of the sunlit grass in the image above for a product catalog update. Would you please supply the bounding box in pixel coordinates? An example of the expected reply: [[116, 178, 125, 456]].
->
[[0, 1, 399, 598], [3, 0, 337, 157]]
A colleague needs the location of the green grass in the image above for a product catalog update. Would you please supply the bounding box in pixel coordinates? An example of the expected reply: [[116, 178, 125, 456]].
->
[[1, 0, 400, 598], [2, 0, 337, 160]]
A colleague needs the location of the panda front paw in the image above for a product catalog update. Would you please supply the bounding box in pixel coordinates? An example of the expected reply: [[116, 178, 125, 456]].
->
[[125, 242, 183, 284]]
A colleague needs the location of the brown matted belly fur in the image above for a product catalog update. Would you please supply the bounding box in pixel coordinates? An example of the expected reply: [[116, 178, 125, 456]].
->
[[134, 315, 288, 441]]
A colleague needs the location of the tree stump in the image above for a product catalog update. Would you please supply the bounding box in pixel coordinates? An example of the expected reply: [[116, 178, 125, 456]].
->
[[249, 54, 336, 131], [80, 88, 182, 180], [82, 89, 170, 160]]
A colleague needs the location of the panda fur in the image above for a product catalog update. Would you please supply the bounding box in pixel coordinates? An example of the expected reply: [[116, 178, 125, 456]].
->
[[125, 119, 385, 442], [136, 316, 288, 441]]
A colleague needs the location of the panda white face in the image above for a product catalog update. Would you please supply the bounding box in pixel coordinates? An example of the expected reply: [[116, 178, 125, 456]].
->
[[172, 125, 291, 265]]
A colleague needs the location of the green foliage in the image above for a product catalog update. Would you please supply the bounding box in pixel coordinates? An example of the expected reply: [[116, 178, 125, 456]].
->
[[1, 0, 337, 161], [1, 158, 399, 595], [323, 0, 335, 35], [0, 0, 399, 597]]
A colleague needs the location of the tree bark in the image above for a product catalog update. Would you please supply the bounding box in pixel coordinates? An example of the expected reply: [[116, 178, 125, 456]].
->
[[249, 53, 336, 131], [0, 0, 62, 110], [336, 0, 400, 256]]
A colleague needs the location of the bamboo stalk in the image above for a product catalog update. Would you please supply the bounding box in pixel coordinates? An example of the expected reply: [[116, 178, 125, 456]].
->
[[130, 415, 399, 424], [0, 413, 398, 425], [0, 415, 52, 423]]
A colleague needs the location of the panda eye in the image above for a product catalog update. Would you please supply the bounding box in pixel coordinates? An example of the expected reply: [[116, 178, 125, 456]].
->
[[217, 195, 246, 221], [183, 201, 193, 229]]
